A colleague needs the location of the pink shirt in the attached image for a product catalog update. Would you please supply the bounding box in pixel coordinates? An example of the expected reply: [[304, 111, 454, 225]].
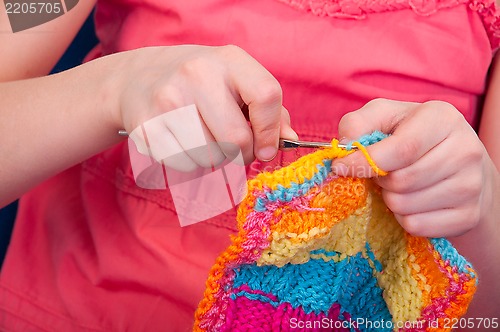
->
[[1, 0, 499, 330]]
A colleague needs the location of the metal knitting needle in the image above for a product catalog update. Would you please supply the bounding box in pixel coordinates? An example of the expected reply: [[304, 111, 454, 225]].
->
[[117, 130, 355, 150]]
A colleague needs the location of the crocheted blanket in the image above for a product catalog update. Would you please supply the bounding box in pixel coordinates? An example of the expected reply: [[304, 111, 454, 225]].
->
[[194, 133, 477, 332]]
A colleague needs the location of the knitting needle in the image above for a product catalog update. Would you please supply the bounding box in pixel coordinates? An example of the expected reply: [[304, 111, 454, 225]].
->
[[117, 130, 356, 150]]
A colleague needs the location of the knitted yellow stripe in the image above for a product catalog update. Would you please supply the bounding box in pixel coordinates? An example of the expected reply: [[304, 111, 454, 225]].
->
[[246, 139, 387, 194], [269, 177, 367, 235], [366, 190, 422, 323], [194, 139, 387, 330], [257, 179, 370, 267]]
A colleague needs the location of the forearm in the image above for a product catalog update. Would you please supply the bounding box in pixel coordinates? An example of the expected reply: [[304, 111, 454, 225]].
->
[[0, 0, 96, 81], [449, 54, 500, 320], [449, 163, 500, 320], [0, 55, 124, 207], [479, 53, 500, 169]]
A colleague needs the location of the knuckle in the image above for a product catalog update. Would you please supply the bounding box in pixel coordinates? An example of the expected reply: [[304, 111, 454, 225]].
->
[[459, 206, 481, 231], [459, 174, 483, 200], [178, 55, 212, 79], [338, 112, 365, 135], [219, 44, 245, 56], [394, 137, 421, 166], [469, 207, 481, 228], [397, 215, 423, 236], [423, 101, 463, 123], [225, 129, 253, 149], [384, 169, 415, 193], [252, 79, 282, 106], [383, 191, 405, 215], [339, 112, 361, 126], [151, 84, 184, 111], [462, 144, 484, 166], [365, 98, 391, 108]]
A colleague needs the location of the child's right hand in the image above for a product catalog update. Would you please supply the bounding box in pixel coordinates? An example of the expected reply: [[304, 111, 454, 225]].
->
[[108, 45, 298, 169], [0, 44, 297, 206]]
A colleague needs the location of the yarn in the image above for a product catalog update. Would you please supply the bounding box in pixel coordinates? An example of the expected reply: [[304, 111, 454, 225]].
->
[[194, 131, 476, 332]]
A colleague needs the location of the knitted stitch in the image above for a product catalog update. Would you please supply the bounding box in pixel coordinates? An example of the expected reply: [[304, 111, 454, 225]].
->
[[194, 132, 477, 332]]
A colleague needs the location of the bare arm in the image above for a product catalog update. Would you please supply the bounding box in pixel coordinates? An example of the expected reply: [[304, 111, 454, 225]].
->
[[0, 0, 96, 81], [0, 55, 124, 207], [450, 53, 500, 321], [0, 45, 296, 208], [480, 54, 500, 169]]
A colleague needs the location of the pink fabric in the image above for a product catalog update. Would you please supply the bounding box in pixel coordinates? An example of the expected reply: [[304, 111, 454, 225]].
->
[[1, 0, 498, 330]]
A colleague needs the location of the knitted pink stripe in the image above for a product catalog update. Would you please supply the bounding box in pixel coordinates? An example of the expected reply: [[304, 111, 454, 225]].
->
[[225, 295, 352, 332], [415, 261, 475, 331]]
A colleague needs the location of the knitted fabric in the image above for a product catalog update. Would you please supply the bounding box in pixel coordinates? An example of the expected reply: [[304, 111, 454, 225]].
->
[[194, 132, 477, 332]]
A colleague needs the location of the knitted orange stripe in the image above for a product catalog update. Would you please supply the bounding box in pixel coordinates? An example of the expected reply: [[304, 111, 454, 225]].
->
[[406, 235, 450, 316], [194, 140, 383, 329], [270, 177, 368, 236]]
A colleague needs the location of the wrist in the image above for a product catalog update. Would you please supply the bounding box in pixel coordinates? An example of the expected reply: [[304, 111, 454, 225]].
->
[[479, 156, 500, 233], [90, 52, 129, 134]]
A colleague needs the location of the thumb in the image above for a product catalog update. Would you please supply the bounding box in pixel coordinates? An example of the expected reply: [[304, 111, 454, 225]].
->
[[332, 100, 452, 178], [279, 106, 299, 141], [331, 133, 389, 178], [332, 99, 416, 178]]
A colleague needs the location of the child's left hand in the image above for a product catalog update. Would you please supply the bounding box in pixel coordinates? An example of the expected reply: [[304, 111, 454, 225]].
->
[[331, 98, 498, 238]]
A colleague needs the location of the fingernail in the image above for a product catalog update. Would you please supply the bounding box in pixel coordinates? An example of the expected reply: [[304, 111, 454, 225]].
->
[[258, 147, 278, 161], [332, 163, 348, 176]]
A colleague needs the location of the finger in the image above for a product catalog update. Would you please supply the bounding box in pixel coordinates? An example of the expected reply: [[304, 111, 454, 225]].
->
[[280, 106, 299, 140], [196, 85, 255, 164], [141, 115, 198, 172], [376, 134, 463, 193], [337, 98, 418, 140], [162, 105, 226, 168], [332, 101, 459, 177], [244, 79, 282, 161], [226, 47, 283, 161], [394, 207, 480, 238], [382, 167, 482, 215]]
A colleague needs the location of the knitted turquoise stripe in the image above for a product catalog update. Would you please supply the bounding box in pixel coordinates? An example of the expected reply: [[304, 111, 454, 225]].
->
[[254, 160, 332, 212], [345, 130, 388, 150], [230, 290, 279, 306], [231, 254, 391, 323], [429, 238, 476, 279]]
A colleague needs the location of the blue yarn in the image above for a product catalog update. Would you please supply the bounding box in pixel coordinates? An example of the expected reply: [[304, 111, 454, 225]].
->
[[345, 130, 389, 150], [310, 249, 341, 257], [365, 243, 383, 272], [254, 162, 331, 212], [230, 290, 280, 306], [231, 254, 392, 328]]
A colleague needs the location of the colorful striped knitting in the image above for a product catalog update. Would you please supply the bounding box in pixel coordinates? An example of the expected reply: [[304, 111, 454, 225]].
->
[[194, 132, 477, 332]]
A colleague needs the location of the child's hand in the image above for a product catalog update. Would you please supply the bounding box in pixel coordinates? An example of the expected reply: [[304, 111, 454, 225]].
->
[[331, 98, 497, 238], [109, 45, 297, 169]]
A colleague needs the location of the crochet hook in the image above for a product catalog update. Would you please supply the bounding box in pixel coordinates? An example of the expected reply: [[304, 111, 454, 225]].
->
[[279, 139, 355, 150], [117, 130, 355, 150]]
